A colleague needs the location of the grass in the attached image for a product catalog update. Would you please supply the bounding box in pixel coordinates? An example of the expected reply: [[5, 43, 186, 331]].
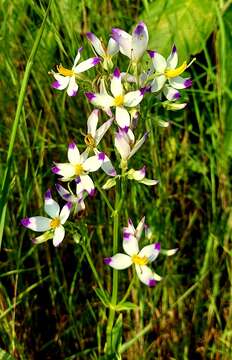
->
[[0, 0, 232, 359]]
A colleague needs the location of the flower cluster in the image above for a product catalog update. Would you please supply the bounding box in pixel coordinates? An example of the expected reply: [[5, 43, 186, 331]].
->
[[22, 21, 191, 285]]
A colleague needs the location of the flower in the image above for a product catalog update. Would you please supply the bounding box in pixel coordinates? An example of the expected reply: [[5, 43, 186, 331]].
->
[[52, 142, 104, 195], [104, 217, 162, 286], [86, 32, 119, 70], [21, 189, 72, 247], [112, 22, 148, 62], [84, 109, 116, 176], [127, 166, 159, 186], [51, 47, 101, 96], [85, 68, 145, 128], [114, 127, 148, 161], [55, 183, 85, 213], [147, 45, 194, 100]]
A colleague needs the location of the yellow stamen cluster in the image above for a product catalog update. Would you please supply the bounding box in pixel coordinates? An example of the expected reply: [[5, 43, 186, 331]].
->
[[114, 95, 124, 107], [84, 134, 96, 148], [57, 65, 75, 77], [50, 217, 61, 229], [74, 164, 84, 176], [165, 61, 187, 78], [131, 254, 148, 266]]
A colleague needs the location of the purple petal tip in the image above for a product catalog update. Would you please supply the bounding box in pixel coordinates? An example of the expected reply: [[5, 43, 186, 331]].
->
[[69, 142, 76, 149], [134, 22, 145, 36], [123, 231, 130, 240], [78, 47, 83, 52], [98, 152, 105, 161], [111, 28, 121, 41], [172, 44, 177, 53], [184, 79, 192, 88], [89, 189, 96, 197], [66, 202, 72, 209], [114, 67, 121, 78], [148, 279, 156, 287], [21, 217, 31, 227], [154, 243, 161, 251], [86, 32, 94, 40], [85, 92, 96, 101], [109, 169, 117, 177], [104, 257, 112, 265], [45, 189, 52, 200], [140, 87, 146, 96], [92, 57, 101, 65], [52, 81, 61, 89], [147, 50, 156, 58], [75, 176, 81, 184], [52, 166, 60, 174], [173, 92, 181, 100]]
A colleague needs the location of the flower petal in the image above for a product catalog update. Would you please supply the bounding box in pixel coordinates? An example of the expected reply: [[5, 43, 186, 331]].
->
[[135, 265, 159, 286], [74, 57, 101, 73], [131, 22, 149, 62], [135, 216, 145, 241], [150, 75, 166, 92], [107, 38, 119, 56], [111, 68, 123, 97], [123, 90, 144, 107], [166, 44, 178, 69], [73, 47, 83, 67], [169, 76, 192, 89], [114, 129, 131, 160], [87, 109, 99, 138], [53, 163, 75, 179], [67, 142, 80, 164], [60, 202, 72, 224], [51, 75, 70, 90], [115, 106, 130, 128], [95, 151, 116, 176], [44, 189, 60, 218], [149, 51, 167, 72], [123, 232, 139, 256], [85, 93, 114, 108], [86, 32, 105, 57], [55, 183, 77, 203], [79, 175, 95, 195], [83, 155, 102, 172], [104, 253, 132, 269], [67, 76, 78, 97], [95, 117, 113, 145], [138, 243, 161, 262], [128, 132, 148, 159], [53, 225, 65, 247], [21, 216, 51, 232], [111, 28, 132, 59], [163, 85, 180, 101]]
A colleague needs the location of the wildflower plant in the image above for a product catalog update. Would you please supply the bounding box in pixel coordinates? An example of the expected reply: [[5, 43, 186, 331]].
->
[[22, 20, 194, 357]]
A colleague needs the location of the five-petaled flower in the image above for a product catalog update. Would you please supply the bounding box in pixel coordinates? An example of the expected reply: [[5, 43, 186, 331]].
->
[[85, 68, 145, 128], [148, 45, 194, 100], [86, 32, 119, 70], [112, 22, 148, 63], [104, 217, 162, 286], [51, 47, 101, 96], [21, 189, 72, 247]]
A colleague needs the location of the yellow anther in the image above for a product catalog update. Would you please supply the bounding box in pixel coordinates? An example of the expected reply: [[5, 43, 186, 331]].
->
[[131, 254, 148, 266], [84, 134, 96, 148], [57, 65, 75, 77], [114, 95, 124, 107], [50, 217, 61, 229], [74, 164, 84, 176], [165, 61, 187, 78]]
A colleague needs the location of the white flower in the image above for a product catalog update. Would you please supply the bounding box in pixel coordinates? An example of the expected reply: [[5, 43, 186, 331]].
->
[[86, 32, 119, 70], [55, 183, 85, 213], [127, 166, 159, 186], [111, 22, 149, 62], [52, 142, 104, 195], [85, 68, 145, 128], [104, 217, 162, 287], [84, 109, 116, 177], [51, 47, 101, 97], [114, 127, 148, 161], [21, 189, 72, 247], [148, 45, 194, 100]]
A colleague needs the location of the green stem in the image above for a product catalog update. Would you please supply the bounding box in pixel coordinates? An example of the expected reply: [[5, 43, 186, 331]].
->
[[0, 0, 53, 248], [82, 243, 105, 293]]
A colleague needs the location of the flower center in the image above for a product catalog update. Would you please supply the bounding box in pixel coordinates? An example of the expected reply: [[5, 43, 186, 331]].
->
[[165, 61, 187, 78], [50, 217, 61, 229], [57, 64, 75, 77], [84, 134, 96, 148], [131, 254, 148, 266], [114, 95, 124, 107], [74, 164, 84, 176]]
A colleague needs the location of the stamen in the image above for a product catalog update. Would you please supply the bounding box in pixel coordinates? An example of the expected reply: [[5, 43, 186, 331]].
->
[[165, 61, 187, 78], [50, 217, 61, 229], [114, 95, 124, 107], [84, 134, 96, 148], [131, 254, 148, 266], [74, 164, 84, 176], [57, 64, 75, 77]]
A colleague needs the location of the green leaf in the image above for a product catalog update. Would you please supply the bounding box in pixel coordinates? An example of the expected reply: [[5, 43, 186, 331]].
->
[[142, 0, 217, 60], [0, 349, 15, 360], [116, 302, 137, 311], [94, 288, 110, 307], [111, 314, 123, 356]]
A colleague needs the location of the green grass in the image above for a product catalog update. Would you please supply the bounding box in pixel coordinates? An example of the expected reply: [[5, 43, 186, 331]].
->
[[0, 0, 232, 359]]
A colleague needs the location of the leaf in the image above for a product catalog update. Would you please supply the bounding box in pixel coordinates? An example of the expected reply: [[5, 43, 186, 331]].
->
[[94, 288, 110, 307], [0, 349, 15, 360], [111, 314, 123, 356], [116, 302, 137, 311], [142, 0, 217, 60]]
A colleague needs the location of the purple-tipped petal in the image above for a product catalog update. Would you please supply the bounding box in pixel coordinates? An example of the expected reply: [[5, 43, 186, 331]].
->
[[78, 47, 83, 52], [52, 166, 60, 174], [134, 22, 145, 35], [52, 81, 61, 89], [75, 176, 81, 184], [140, 165, 146, 176], [147, 50, 156, 58], [90, 189, 96, 197], [154, 243, 161, 251], [113, 67, 121, 78], [184, 79, 192, 88], [111, 28, 121, 42], [98, 152, 105, 161], [109, 169, 117, 176], [21, 217, 31, 227], [123, 231, 131, 240], [66, 202, 72, 210], [44, 189, 52, 200], [140, 87, 146, 96], [148, 279, 156, 287], [172, 44, 177, 53], [173, 92, 181, 100], [104, 257, 112, 265], [86, 32, 94, 40], [92, 57, 101, 65], [69, 142, 76, 149], [85, 92, 96, 102]]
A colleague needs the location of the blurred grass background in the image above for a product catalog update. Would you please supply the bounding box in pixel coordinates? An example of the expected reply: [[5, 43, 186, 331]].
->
[[1, 0, 232, 359]]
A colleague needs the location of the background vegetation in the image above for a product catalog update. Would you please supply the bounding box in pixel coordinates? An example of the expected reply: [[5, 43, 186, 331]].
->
[[0, 0, 232, 358]]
